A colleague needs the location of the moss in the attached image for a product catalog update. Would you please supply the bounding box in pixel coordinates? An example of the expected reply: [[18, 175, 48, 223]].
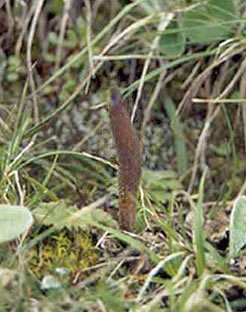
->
[[29, 229, 99, 280]]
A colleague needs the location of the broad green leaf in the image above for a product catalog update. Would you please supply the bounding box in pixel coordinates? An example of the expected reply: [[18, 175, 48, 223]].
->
[[142, 169, 182, 205], [182, 9, 228, 43], [67, 205, 118, 229], [34, 198, 117, 230], [34, 201, 78, 229], [206, 0, 238, 21], [229, 196, 246, 258], [182, 0, 238, 43], [159, 23, 185, 58], [151, 179, 182, 190], [149, 189, 172, 203], [0, 205, 33, 243], [143, 169, 179, 187]]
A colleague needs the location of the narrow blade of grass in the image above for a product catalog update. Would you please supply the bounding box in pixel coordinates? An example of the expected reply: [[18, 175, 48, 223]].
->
[[163, 93, 188, 176], [194, 168, 207, 276]]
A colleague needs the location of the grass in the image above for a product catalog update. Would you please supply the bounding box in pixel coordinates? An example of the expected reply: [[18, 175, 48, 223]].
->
[[1, 0, 246, 311]]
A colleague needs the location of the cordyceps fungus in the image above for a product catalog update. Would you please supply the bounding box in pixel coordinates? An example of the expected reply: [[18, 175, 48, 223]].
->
[[109, 87, 142, 231]]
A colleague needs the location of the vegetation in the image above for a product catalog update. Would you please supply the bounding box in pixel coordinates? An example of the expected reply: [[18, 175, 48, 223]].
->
[[0, 0, 246, 311]]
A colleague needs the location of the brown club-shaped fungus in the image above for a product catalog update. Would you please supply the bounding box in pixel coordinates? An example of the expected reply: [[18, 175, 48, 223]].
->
[[109, 88, 142, 231]]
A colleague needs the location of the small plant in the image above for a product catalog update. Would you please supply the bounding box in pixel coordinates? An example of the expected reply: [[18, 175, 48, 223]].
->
[[229, 195, 246, 258], [0, 204, 33, 243]]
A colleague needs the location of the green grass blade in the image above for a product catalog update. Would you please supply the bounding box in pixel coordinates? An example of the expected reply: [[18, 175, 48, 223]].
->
[[163, 93, 188, 176], [194, 169, 207, 276]]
